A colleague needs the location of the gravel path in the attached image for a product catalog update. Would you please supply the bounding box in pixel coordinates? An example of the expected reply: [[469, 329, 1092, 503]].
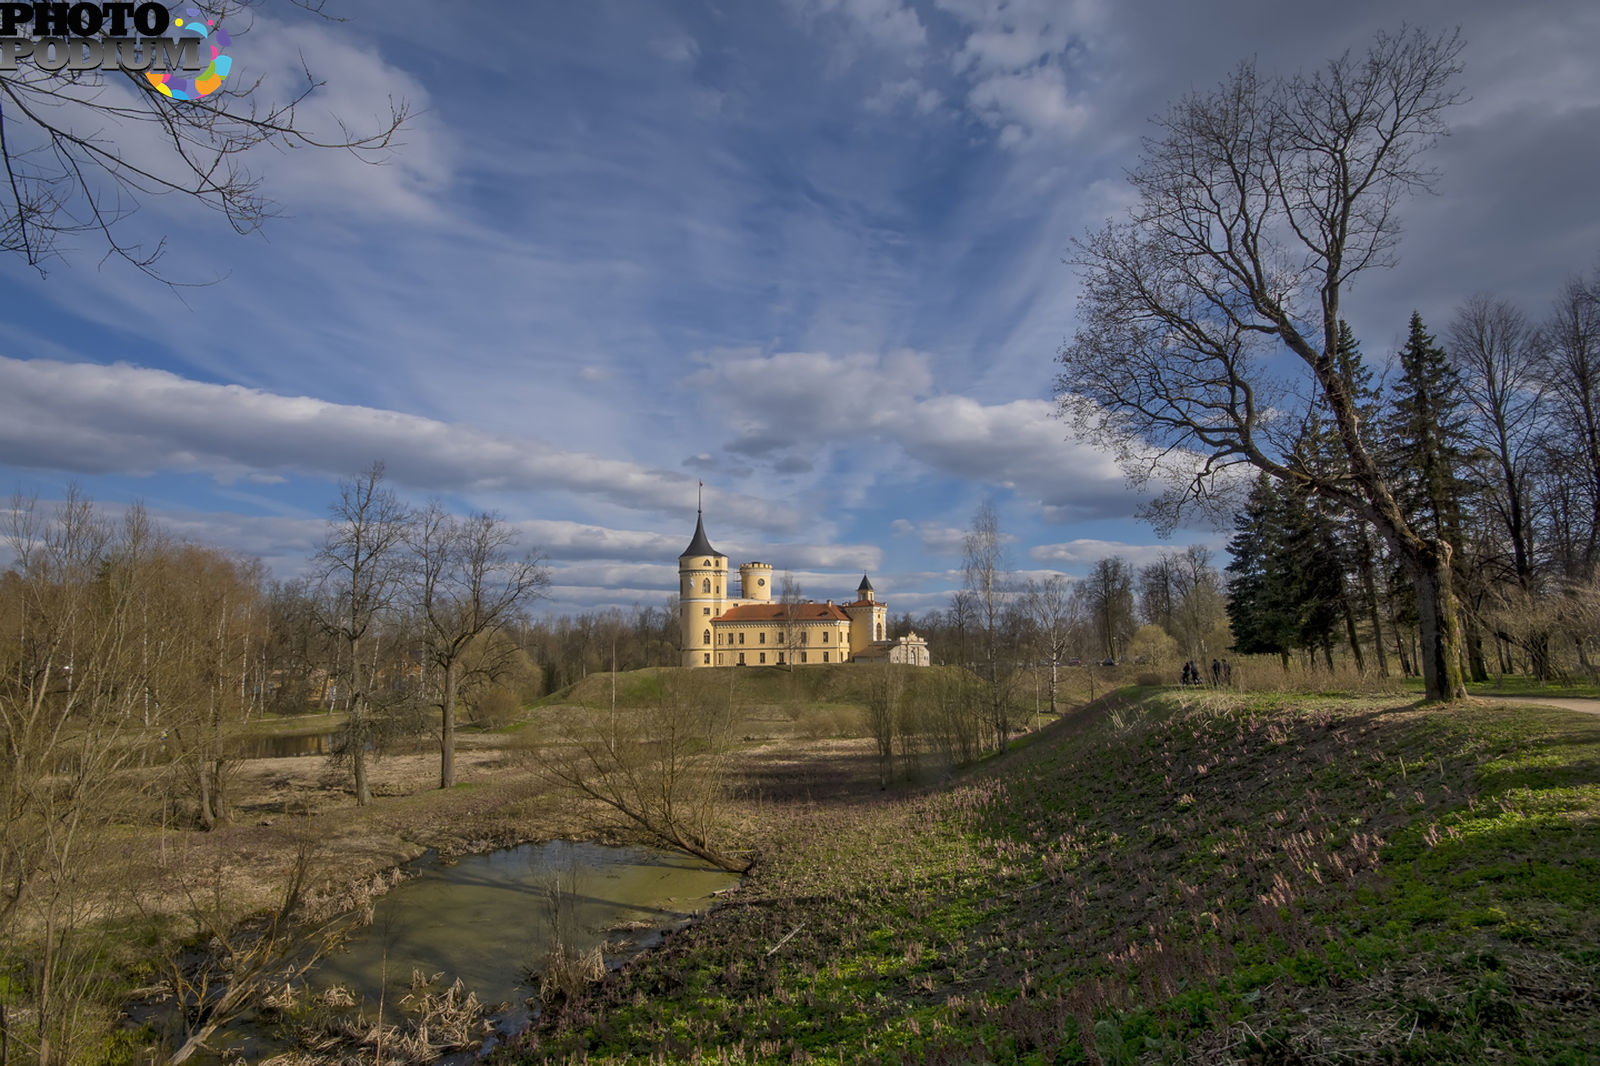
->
[[1479, 695, 1600, 717]]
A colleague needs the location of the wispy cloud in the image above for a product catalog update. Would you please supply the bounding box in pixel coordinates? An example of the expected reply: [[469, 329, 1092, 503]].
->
[[0, 357, 806, 532]]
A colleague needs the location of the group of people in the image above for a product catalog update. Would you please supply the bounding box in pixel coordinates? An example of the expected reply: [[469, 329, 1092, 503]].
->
[[1181, 658, 1232, 687]]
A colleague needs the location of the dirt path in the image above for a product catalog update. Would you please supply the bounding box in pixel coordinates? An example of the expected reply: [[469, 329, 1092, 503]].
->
[[1479, 695, 1600, 717]]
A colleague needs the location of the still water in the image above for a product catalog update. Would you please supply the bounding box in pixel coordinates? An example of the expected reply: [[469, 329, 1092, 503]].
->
[[316, 840, 737, 1012], [207, 840, 738, 1062]]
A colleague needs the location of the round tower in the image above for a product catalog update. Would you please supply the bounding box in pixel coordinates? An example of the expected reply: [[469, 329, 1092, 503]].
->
[[739, 562, 774, 602], [678, 511, 726, 668]]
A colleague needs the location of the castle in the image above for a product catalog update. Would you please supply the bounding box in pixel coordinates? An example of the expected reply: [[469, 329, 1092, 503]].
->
[[677, 510, 931, 668]]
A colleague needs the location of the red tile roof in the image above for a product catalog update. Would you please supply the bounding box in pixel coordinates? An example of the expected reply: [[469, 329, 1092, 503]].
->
[[718, 603, 850, 622]]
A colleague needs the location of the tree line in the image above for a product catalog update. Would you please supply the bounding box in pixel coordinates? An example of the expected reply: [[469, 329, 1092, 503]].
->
[[1224, 279, 1600, 683], [1050, 26, 1600, 699]]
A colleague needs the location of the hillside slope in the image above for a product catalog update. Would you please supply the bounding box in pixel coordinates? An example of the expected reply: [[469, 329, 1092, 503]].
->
[[499, 691, 1600, 1064]]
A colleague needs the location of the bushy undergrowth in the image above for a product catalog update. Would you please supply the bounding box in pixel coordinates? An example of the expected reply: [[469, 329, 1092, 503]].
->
[[498, 691, 1600, 1064]]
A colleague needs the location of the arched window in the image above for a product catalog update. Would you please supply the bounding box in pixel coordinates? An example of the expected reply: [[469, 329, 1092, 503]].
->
[[876, 623, 883, 640], [703, 629, 711, 645], [702, 577, 711, 594]]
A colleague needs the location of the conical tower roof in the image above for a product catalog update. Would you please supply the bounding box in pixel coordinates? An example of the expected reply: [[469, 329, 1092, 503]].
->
[[681, 512, 722, 558], [858, 574, 875, 592]]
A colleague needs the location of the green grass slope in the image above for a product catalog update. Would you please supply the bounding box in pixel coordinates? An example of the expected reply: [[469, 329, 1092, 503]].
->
[[498, 692, 1600, 1064]]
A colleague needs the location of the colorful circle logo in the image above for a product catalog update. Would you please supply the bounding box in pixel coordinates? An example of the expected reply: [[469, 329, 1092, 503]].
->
[[145, 6, 232, 100]]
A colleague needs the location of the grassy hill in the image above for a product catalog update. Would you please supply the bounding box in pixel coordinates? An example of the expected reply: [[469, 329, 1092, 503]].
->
[[498, 690, 1600, 1064]]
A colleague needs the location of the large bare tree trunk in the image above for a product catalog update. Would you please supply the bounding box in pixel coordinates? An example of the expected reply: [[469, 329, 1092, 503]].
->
[[1410, 542, 1466, 701]]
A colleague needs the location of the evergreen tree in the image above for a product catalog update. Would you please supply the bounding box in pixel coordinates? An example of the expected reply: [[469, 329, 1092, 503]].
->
[[1227, 472, 1346, 667], [1382, 312, 1469, 543], [1333, 322, 1392, 675], [1226, 475, 1299, 665]]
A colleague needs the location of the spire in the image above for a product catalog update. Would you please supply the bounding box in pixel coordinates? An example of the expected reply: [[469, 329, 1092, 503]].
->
[[857, 573, 874, 592], [682, 509, 721, 558]]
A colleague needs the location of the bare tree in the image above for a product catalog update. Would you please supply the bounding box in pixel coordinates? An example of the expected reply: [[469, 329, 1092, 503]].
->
[[777, 573, 804, 667], [407, 503, 548, 789], [1170, 546, 1227, 661], [1079, 557, 1136, 662], [1452, 295, 1543, 587], [1535, 269, 1600, 578], [1021, 574, 1074, 715], [1450, 294, 1550, 675], [1057, 27, 1470, 700], [539, 672, 746, 872], [0, 0, 407, 278], [313, 462, 410, 807], [962, 500, 1015, 750], [0, 490, 151, 1064], [1138, 554, 1177, 632]]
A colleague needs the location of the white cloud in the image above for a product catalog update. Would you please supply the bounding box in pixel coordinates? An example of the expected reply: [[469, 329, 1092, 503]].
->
[[693, 348, 1135, 520], [1030, 536, 1227, 572], [794, 0, 928, 52], [229, 11, 456, 220], [865, 77, 943, 115], [891, 517, 968, 554], [0, 357, 807, 533], [968, 68, 1089, 140]]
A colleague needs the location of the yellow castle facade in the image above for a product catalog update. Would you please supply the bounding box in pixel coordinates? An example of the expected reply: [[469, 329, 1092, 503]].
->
[[677, 511, 930, 668]]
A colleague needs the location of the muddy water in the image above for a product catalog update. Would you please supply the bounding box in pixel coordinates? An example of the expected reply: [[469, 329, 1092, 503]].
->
[[208, 840, 737, 1061], [232, 731, 338, 758], [318, 841, 735, 1010]]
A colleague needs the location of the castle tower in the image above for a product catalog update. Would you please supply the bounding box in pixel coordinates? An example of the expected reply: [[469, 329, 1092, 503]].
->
[[845, 574, 889, 656], [678, 509, 727, 668], [739, 562, 773, 602]]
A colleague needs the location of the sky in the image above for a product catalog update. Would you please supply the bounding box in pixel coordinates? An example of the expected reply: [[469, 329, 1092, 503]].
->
[[1, 0, 1597, 619]]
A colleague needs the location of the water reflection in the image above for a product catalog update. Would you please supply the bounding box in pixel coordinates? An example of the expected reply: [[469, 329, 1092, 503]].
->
[[289, 840, 737, 1056], [231, 732, 337, 759]]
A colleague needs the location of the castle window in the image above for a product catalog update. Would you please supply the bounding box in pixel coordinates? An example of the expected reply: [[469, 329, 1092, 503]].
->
[[759, 632, 766, 644], [703, 607, 710, 615], [801, 652, 808, 663], [823, 651, 829, 662], [876, 623, 883, 640], [759, 652, 766, 664], [801, 633, 808, 645], [703, 629, 711, 645], [822, 632, 829, 644], [739, 632, 745, 645], [738, 652, 745, 665], [702, 578, 710, 594], [778, 652, 785, 664], [703, 653, 710, 664], [703, 559, 711, 566], [776, 632, 784, 643]]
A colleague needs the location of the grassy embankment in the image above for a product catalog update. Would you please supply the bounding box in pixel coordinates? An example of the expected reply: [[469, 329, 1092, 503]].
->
[[501, 688, 1600, 1064]]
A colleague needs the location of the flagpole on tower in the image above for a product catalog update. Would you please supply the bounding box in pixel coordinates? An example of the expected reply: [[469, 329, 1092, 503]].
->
[[698, 480, 704, 516]]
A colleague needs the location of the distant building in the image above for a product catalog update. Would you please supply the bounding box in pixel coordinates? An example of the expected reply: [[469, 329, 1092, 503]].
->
[[676, 511, 930, 668]]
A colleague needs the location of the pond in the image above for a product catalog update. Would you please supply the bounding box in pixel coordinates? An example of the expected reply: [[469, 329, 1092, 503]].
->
[[231, 731, 338, 759], [205, 840, 739, 1062]]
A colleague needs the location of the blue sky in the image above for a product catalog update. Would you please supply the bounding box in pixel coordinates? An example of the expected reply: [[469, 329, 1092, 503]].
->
[[2, 0, 1597, 617]]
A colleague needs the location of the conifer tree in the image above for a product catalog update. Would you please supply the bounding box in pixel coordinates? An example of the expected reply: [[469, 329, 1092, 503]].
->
[[1334, 322, 1392, 675], [1226, 475, 1300, 667], [1383, 313, 1469, 543]]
